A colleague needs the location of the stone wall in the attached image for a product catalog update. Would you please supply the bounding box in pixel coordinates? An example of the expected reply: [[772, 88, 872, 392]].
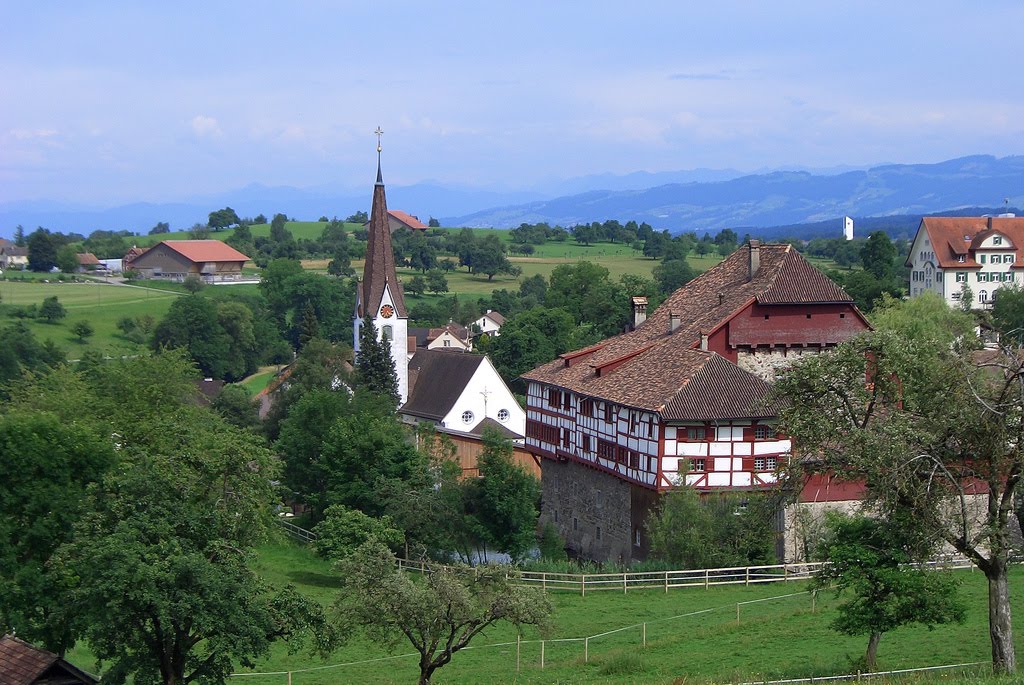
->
[[736, 347, 821, 382], [541, 459, 634, 562]]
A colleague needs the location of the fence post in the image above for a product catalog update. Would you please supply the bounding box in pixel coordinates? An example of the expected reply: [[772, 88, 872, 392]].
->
[[517, 634, 521, 672], [581, 574, 586, 598], [585, 637, 589, 663], [736, 603, 740, 624], [784, 564, 789, 582], [812, 589, 816, 614], [704, 568, 709, 589], [541, 641, 545, 669], [542, 572, 547, 592], [287, 672, 292, 685], [623, 573, 628, 594], [642, 622, 646, 647], [745, 567, 750, 586], [664, 571, 669, 593]]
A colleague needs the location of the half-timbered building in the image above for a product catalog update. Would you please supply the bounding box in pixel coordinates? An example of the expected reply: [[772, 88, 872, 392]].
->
[[522, 241, 871, 562]]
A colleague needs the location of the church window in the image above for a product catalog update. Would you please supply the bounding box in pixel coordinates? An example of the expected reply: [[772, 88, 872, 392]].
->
[[382, 325, 393, 341], [754, 425, 773, 440], [461, 410, 474, 425], [497, 408, 510, 422]]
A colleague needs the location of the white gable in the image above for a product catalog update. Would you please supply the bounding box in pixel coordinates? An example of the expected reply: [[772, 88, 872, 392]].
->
[[440, 356, 525, 438]]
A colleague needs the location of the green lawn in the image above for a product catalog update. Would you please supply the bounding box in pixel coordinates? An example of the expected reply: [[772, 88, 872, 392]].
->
[[63, 540, 1008, 685], [0, 281, 179, 358], [239, 367, 280, 395]]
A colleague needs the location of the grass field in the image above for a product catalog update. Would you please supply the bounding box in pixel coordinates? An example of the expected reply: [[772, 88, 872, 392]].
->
[[64, 540, 1022, 685], [0, 281, 179, 358]]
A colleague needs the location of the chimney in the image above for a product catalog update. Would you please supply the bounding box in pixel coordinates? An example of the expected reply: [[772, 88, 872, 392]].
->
[[749, 240, 761, 281], [632, 296, 648, 329], [700, 332, 709, 351], [669, 312, 681, 333]]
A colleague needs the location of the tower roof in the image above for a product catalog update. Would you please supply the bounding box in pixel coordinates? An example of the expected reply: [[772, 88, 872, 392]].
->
[[360, 156, 407, 318]]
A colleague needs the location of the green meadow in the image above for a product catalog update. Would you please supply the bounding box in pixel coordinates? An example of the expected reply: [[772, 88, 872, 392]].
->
[[0, 280, 179, 358], [64, 540, 1023, 685]]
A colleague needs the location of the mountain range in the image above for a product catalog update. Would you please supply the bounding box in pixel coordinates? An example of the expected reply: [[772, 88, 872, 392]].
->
[[1, 155, 1022, 239]]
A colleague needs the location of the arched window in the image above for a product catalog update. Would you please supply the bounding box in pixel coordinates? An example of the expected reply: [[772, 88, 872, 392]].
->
[[979, 290, 988, 303], [382, 325, 393, 341]]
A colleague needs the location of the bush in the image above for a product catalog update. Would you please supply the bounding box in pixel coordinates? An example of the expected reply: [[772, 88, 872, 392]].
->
[[39, 296, 66, 322]]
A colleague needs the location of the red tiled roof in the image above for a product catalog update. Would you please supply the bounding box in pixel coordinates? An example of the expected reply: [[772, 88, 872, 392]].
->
[[428, 322, 470, 343], [145, 240, 250, 264], [0, 635, 97, 685], [522, 243, 861, 419], [913, 216, 1024, 269], [76, 252, 101, 265], [388, 210, 428, 230]]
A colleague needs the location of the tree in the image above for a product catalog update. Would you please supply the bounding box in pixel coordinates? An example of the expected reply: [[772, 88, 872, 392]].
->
[[58, 414, 329, 685], [428, 217, 440, 228], [312, 504, 403, 560], [182, 274, 206, 293], [211, 384, 260, 430], [39, 296, 66, 322], [471, 235, 515, 280], [326, 242, 352, 277], [355, 320, 399, 406], [71, 320, 94, 343], [861, 230, 898, 280], [149, 221, 170, 235], [653, 258, 696, 294], [777, 329, 1023, 673], [56, 245, 79, 274], [14, 224, 25, 246], [991, 284, 1024, 339], [253, 214, 268, 224], [646, 486, 776, 569], [27, 228, 58, 272], [335, 541, 551, 685], [814, 514, 966, 671], [0, 412, 116, 652], [208, 206, 241, 230], [426, 270, 448, 294], [472, 429, 540, 562], [546, 261, 629, 337], [345, 210, 368, 224], [152, 296, 234, 380], [297, 300, 320, 349], [406, 275, 427, 297]]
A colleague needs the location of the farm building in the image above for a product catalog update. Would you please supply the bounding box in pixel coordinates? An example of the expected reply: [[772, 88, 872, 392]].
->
[[128, 240, 250, 283], [0, 244, 28, 270], [75, 252, 101, 271], [364, 209, 429, 233], [522, 241, 872, 563]]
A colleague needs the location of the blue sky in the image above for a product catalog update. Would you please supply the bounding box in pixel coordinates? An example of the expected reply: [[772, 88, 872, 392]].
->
[[2, 1, 1023, 205]]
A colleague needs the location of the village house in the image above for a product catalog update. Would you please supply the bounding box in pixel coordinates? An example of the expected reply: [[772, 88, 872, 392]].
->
[[907, 214, 1024, 308], [364, 209, 429, 233], [354, 147, 530, 476], [472, 309, 506, 337], [0, 244, 28, 270], [522, 241, 871, 562], [127, 240, 250, 283], [75, 252, 101, 272]]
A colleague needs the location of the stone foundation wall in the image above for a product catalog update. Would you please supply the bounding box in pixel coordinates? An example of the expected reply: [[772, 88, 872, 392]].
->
[[541, 459, 635, 563], [736, 347, 822, 382]]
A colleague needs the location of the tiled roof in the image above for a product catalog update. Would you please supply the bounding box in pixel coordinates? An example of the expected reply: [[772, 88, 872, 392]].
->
[[442, 416, 523, 441], [428, 322, 470, 343], [1, 246, 27, 257], [522, 243, 858, 419], [0, 635, 97, 685], [360, 166, 408, 318], [388, 210, 428, 230], [913, 216, 1024, 269], [483, 310, 506, 325], [76, 252, 101, 265], [401, 350, 485, 420], [146, 240, 250, 264]]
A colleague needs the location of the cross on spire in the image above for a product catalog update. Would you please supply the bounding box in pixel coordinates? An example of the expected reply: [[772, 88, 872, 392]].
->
[[374, 126, 384, 184], [374, 126, 383, 152]]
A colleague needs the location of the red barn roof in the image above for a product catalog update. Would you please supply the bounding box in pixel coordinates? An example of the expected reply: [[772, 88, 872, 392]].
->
[[144, 240, 250, 264], [388, 210, 428, 230]]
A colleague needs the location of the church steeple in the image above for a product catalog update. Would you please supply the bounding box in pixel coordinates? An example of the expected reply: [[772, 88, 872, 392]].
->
[[355, 127, 409, 404]]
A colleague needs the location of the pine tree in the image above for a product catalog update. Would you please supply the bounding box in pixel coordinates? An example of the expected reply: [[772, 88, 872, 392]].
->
[[298, 301, 320, 349], [356, 319, 400, 407]]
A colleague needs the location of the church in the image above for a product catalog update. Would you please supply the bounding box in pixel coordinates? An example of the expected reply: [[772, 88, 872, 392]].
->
[[353, 137, 530, 475]]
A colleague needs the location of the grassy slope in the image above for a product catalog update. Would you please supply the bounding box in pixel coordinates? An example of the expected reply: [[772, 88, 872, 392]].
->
[[223, 541, 1023, 685], [0, 281, 179, 358]]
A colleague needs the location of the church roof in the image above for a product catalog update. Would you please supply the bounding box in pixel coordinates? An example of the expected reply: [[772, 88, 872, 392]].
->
[[360, 159, 407, 318], [401, 350, 485, 420], [522, 243, 858, 419]]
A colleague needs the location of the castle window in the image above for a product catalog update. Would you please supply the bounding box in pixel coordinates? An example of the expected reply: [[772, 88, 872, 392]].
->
[[497, 408, 510, 422], [634, 528, 641, 547], [596, 526, 601, 540], [462, 410, 475, 425]]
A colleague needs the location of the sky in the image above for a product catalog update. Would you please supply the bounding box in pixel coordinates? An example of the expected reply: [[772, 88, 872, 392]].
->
[[2, 1, 1024, 206]]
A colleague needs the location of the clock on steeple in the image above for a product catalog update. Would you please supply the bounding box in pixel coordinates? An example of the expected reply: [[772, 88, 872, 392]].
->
[[380, 304, 395, 318]]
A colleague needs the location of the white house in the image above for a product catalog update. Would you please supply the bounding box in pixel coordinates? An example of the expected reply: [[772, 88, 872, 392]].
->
[[472, 310, 506, 337], [907, 215, 1024, 309]]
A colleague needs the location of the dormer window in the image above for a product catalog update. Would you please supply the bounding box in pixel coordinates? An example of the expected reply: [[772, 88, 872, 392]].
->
[[957, 255, 966, 263]]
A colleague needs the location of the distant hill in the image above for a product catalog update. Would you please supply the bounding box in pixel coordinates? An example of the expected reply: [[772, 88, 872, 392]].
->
[[445, 155, 1024, 233]]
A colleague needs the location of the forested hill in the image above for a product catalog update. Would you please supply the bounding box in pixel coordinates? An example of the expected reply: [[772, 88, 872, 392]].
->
[[446, 155, 1024, 232]]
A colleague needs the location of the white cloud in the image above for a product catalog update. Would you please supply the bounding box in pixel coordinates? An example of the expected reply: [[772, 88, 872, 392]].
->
[[191, 115, 222, 138], [8, 128, 59, 140]]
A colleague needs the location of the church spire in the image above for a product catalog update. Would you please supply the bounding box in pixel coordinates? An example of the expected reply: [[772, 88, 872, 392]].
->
[[360, 127, 407, 318]]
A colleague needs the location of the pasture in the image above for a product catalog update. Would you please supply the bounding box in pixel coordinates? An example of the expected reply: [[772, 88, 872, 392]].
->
[[0, 280, 178, 358], [66, 539, 1022, 685]]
